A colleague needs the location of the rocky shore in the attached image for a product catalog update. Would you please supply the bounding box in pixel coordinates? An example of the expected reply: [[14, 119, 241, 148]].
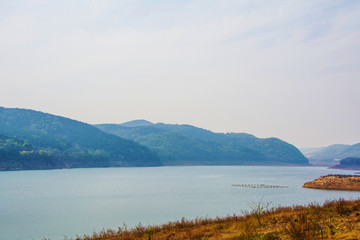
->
[[303, 174, 360, 191]]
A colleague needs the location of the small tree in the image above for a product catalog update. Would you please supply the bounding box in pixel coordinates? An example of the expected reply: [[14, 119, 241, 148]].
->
[[249, 197, 272, 225]]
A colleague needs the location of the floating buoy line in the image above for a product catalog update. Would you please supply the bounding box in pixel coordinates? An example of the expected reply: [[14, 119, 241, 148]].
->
[[232, 184, 288, 188]]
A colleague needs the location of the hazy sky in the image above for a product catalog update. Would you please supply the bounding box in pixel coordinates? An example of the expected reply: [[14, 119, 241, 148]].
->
[[1, 0, 359, 148]]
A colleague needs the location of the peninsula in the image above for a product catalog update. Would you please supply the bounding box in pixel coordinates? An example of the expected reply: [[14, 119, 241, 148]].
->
[[303, 175, 360, 191]]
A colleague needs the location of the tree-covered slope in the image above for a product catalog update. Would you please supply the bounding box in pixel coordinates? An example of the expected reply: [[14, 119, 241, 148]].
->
[[0, 135, 66, 170], [0, 107, 161, 170], [95, 121, 308, 165]]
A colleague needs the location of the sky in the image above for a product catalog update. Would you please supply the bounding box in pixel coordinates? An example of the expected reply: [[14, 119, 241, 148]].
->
[[0, 0, 359, 148]]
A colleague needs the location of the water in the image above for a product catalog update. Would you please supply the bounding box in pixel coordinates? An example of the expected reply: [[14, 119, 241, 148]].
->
[[0, 166, 359, 240]]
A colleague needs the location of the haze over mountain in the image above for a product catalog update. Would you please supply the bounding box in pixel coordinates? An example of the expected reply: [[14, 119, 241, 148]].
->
[[0, 107, 161, 170], [301, 144, 360, 166], [95, 120, 308, 166]]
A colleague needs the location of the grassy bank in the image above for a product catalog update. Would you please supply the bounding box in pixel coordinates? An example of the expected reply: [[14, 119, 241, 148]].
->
[[74, 198, 360, 240]]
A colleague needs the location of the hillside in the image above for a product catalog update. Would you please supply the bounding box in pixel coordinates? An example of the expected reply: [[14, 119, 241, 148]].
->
[[95, 121, 308, 166], [76, 198, 360, 240], [0, 135, 67, 170], [302, 144, 360, 166], [0, 107, 161, 170]]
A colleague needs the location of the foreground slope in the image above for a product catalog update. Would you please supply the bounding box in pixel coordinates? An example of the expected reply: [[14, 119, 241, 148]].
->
[[95, 120, 308, 165], [0, 107, 161, 170], [76, 198, 360, 240]]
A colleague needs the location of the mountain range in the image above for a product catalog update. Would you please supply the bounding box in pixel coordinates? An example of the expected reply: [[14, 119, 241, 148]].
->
[[0, 107, 309, 170], [95, 120, 308, 166]]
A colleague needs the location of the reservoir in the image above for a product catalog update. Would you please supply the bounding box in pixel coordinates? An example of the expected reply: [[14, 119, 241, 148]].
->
[[0, 166, 359, 240]]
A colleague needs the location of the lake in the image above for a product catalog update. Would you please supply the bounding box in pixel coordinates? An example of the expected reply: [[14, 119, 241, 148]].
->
[[1, 166, 359, 240]]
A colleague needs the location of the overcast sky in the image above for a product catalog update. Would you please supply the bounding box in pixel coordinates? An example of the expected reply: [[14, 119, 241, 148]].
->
[[1, 0, 359, 148]]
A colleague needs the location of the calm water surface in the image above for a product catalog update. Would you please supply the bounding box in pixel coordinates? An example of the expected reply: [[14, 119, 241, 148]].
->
[[0, 166, 359, 240]]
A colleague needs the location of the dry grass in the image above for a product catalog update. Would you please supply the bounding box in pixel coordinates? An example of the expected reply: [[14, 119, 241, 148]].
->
[[73, 198, 360, 240], [303, 175, 360, 191]]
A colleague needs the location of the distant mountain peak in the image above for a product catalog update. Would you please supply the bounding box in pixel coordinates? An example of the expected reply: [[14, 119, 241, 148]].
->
[[120, 119, 154, 127]]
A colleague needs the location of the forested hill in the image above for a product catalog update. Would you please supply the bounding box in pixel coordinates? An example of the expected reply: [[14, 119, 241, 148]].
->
[[0, 107, 161, 170], [95, 120, 308, 166]]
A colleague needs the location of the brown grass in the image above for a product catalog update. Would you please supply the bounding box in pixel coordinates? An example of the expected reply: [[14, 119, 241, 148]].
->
[[303, 175, 360, 191], [73, 198, 360, 240]]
